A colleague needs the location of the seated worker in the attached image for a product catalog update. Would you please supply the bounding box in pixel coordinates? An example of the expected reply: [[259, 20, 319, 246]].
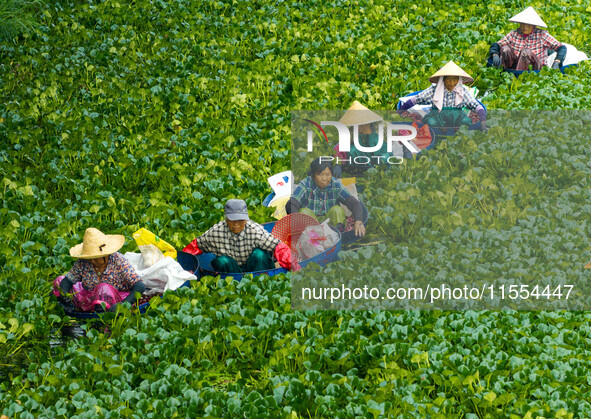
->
[[488, 7, 565, 71], [339, 101, 390, 166], [398, 61, 487, 130], [53, 228, 146, 313], [183, 199, 296, 273], [286, 158, 366, 237]]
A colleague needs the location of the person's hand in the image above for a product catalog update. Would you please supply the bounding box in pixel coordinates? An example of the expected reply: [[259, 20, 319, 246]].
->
[[491, 54, 501, 67], [354, 221, 366, 237], [551, 60, 560, 70], [94, 302, 107, 313], [57, 295, 76, 314]]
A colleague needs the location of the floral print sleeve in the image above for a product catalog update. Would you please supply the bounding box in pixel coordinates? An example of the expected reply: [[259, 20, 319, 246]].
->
[[111, 252, 141, 290], [64, 260, 84, 284]]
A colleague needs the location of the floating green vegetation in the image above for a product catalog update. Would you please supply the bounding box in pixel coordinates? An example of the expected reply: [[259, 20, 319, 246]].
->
[[1, 0, 590, 416]]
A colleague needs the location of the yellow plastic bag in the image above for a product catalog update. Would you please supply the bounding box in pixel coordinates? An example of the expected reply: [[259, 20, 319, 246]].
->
[[269, 195, 290, 220], [132, 228, 177, 259]]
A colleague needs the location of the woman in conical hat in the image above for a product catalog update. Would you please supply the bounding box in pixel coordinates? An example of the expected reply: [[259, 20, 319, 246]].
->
[[488, 6, 565, 71], [53, 228, 146, 313], [336, 101, 392, 175], [398, 61, 487, 130]]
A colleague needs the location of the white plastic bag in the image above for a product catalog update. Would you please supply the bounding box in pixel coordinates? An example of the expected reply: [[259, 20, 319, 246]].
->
[[138, 244, 165, 269], [295, 220, 338, 260], [124, 253, 197, 296]]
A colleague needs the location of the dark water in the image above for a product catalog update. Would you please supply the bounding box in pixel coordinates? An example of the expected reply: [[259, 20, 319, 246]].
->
[[50, 324, 87, 347]]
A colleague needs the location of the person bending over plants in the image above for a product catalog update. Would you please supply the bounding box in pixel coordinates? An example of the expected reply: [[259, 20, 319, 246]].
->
[[183, 199, 297, 273], [488, 7, 565, 71], [398, 61, 487, 130], [286, 158, 366, 237], [54, 228, 146, 313]]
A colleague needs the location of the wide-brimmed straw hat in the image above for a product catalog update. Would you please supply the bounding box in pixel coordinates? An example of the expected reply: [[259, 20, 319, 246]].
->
[[69, 228, 125, 259], [428, 61, 474, 84], [509, 7, 547, 28], [339, 101, 383, 126]]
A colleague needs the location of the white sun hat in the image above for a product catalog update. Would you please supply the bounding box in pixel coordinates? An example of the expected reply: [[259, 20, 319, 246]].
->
[[509, 7, 547, 28], [428, 61, 474, 84], [339, 101, 383, 126]]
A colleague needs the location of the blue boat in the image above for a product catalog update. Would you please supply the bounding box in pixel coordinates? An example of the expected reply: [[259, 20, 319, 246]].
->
[[503, 62, 579, 77], [61, 251, 199, 319]]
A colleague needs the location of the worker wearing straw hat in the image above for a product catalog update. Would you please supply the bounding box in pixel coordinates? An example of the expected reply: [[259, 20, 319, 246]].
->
[[53, 228, 146, 313], [336, 101, 392, 174], [488, 7, 565, 71], [398, 61, 486, 130]]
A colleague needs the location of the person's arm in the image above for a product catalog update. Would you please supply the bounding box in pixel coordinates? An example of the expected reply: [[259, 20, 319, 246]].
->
[[343, 195, 366, 237], [57, 264, 82, 312], [59, 260, 84, 296], [489, 42, 501, 66], [412, 85, 435, 106], [489, 42, 501, 57], [496, 32, 512, 49], [398, 96, 417, 112], [288, 179, 309, 213], [183, 223, 219, 255], [256, 225, 282, 254], [60, 276, 74, 294], [286, 197, 302, 214], [553, 44, 567, 68], [544, 33, 565, 68], [107, 254, 145, 312], [109, 281, 146, 312], [343, 195, 363, 222], [490, 32, 513, 65], [337, 184, 366, 236]]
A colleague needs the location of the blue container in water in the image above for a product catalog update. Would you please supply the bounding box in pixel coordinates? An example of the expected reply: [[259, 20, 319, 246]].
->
[[504, 63, 577, 77]]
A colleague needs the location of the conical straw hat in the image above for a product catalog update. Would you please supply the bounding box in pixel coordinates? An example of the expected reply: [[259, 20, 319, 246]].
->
[[428, 61, 474, 84], [509, 7, 547, 28], [69, 228, 125, 259], [339, 101, 383, 126]]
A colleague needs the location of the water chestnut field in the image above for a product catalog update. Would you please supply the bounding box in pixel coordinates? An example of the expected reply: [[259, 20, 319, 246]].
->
[[1, 0, 591, 417]]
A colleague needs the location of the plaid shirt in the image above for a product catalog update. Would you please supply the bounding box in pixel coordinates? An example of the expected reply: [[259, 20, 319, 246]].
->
[[65, 252, 141, 292], [497, 28, 562, 64], [197, 220, 280, 266], [292, 177, 352, 217], [414, 84, 480, 111]]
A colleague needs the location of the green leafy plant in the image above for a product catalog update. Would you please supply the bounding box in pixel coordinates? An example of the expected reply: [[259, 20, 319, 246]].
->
[[0, 0, 43, 40]]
